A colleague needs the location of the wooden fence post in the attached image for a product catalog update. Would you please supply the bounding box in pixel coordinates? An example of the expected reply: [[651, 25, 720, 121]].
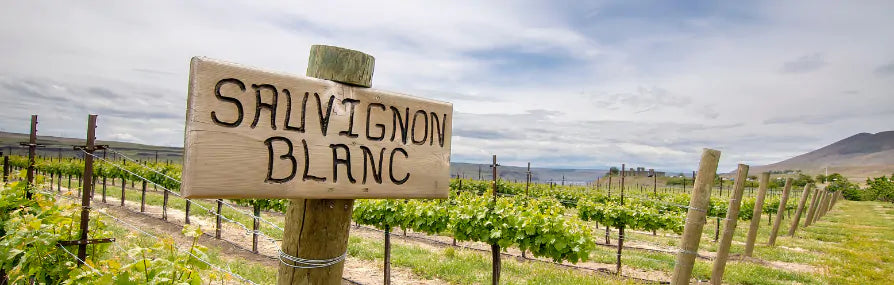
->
[[803, 187, 821, 227], [710, 164, 748, 284], [25, 115, 38, 198], [162, 187, 169, 220], [277, 45, 373, 285], [140, 180, 147, 212], [671, 148, 720, 285], [2, 155, 7, 183], [120, 179, 126, 207], [743, 172, 770, 257], [820, 191, 832, 218], [812, 191, 828, 224], [616, 164, 626, 275], [384, 228, 392, 285], [75, 114, 110, 265], [767, 178, 792, 246], [490, 155, 501, 285], [788, 184, 813, 236], [185, 200, 191, 224], [102, 176, 107, 203], [216, 199, 223, 239], [252, 204, 260, 253]]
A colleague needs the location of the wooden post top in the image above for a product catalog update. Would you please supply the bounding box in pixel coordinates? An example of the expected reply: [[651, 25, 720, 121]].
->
[[307, 45, 375, 88]]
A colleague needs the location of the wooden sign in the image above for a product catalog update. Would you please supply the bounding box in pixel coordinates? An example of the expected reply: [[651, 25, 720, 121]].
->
[[182, 57, 453, 199]]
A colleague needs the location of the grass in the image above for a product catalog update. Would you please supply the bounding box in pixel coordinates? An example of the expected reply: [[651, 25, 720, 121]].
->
[[347, 236, 636, 285], [44, 175, 894, 284]]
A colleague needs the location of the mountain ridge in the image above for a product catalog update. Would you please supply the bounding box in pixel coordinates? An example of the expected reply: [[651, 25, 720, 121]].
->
[[751, 131, 894, 180]]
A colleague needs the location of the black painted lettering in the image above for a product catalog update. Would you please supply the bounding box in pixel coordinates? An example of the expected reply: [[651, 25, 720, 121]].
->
[[250, 84, 278, 130], [301, 139, 326, 182], [359, 146, 384, 184], [283, 89, 305, 133], [211, 78, 245, 127], [366, 103, 386, 141], [330, 144, 356, 183], [314, 93, 336, 136], [431, 112, 447, 147], [338, 98, 360, 138], [390, 106, 409, 144], [389, 148, 410, 185], [411, 110, 429, 145], [264, 136, 296, 183]]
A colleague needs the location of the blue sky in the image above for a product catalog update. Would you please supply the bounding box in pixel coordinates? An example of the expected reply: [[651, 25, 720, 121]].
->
[[0, 0, 892, 172]]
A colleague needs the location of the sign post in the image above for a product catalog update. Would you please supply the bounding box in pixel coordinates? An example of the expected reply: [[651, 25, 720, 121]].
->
[[182, 45, 452, 285]]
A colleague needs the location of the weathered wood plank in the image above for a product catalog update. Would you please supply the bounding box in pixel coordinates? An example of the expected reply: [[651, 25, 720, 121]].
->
[[182, 57, 453, 199]]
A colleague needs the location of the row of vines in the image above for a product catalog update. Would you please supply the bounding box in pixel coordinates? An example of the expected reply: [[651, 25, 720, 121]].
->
[[6, 155, 802, 266]]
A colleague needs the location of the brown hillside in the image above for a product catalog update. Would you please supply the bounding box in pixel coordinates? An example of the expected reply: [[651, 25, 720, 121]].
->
[[751, 131, 894, 181]]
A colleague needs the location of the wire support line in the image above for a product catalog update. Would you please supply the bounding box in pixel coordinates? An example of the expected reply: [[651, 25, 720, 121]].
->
[[83, 151, 182, 197], [220, 202, 285, 232], [36, 187, 260, 285], [84, 150, 284, 237], [106, 148, 181, 184], [57, 243, 102, 275], [92, 209, 260, 285], [278, 249, 347, 269]]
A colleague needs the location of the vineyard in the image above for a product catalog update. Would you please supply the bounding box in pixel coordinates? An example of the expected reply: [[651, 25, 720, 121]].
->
[[1, 140, 880, 285]]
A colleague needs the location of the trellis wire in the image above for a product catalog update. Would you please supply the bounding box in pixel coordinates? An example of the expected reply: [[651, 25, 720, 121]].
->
[[84, 151, 282, 242], [57, 242, 102, 275], [98, 150, 285, 232]]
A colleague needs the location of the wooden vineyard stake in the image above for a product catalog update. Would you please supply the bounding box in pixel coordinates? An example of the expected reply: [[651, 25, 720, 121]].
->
[[803, 187, 821, 227], [163, 186, 169, 220], [276, 46, 368, 285], [671, 148, 720, 285], [767, 178, 792, 246], [101, 151, 107, 203], [788, 184, 813, 236], [810, 191, 827, 225], [650, 168, 657, 235], [490, 154, 500, 285], [384, 227, 392, 285], [253, 204, 261, 253], [19, 115, 41, 198], [710, 164, 748, 284], [617, 164, 626, 275], [185, 200, 192, 224], [216, 199, 222, 239], [140, 180, 147, 212], [2, 154, 7, 183], [67, 114, 113, 265], [120, 178, 126, 207], [525, 162, 531, 196], [820, 191, 832, 217]]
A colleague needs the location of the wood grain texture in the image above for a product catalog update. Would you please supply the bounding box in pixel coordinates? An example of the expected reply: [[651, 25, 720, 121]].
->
[[767, 178, 793, 246], [803, 187, 821, 227], [671, 148, 720, 285], [743, 172, 770, 257], [182, 57, 452, 199], [307, 45, 375, 87], [710, 164, 749, 284], [788, 184, 813, 236], [278, 199, 353, 285]]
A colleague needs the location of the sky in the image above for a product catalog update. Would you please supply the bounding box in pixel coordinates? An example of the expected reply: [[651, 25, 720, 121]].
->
[[0, 0, 892, 173]]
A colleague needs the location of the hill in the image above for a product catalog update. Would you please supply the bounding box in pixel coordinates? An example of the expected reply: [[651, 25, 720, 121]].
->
[[0, 131, 183, 163], [751, 131, 894, 181], [0, 132, 605, 183]]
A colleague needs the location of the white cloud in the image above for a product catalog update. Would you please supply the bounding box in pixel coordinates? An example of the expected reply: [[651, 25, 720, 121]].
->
[[0, 0, 892, 172]]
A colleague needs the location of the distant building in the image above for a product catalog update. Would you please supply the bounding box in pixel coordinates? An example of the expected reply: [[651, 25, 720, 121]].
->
[[627, 167, 666, 177]]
